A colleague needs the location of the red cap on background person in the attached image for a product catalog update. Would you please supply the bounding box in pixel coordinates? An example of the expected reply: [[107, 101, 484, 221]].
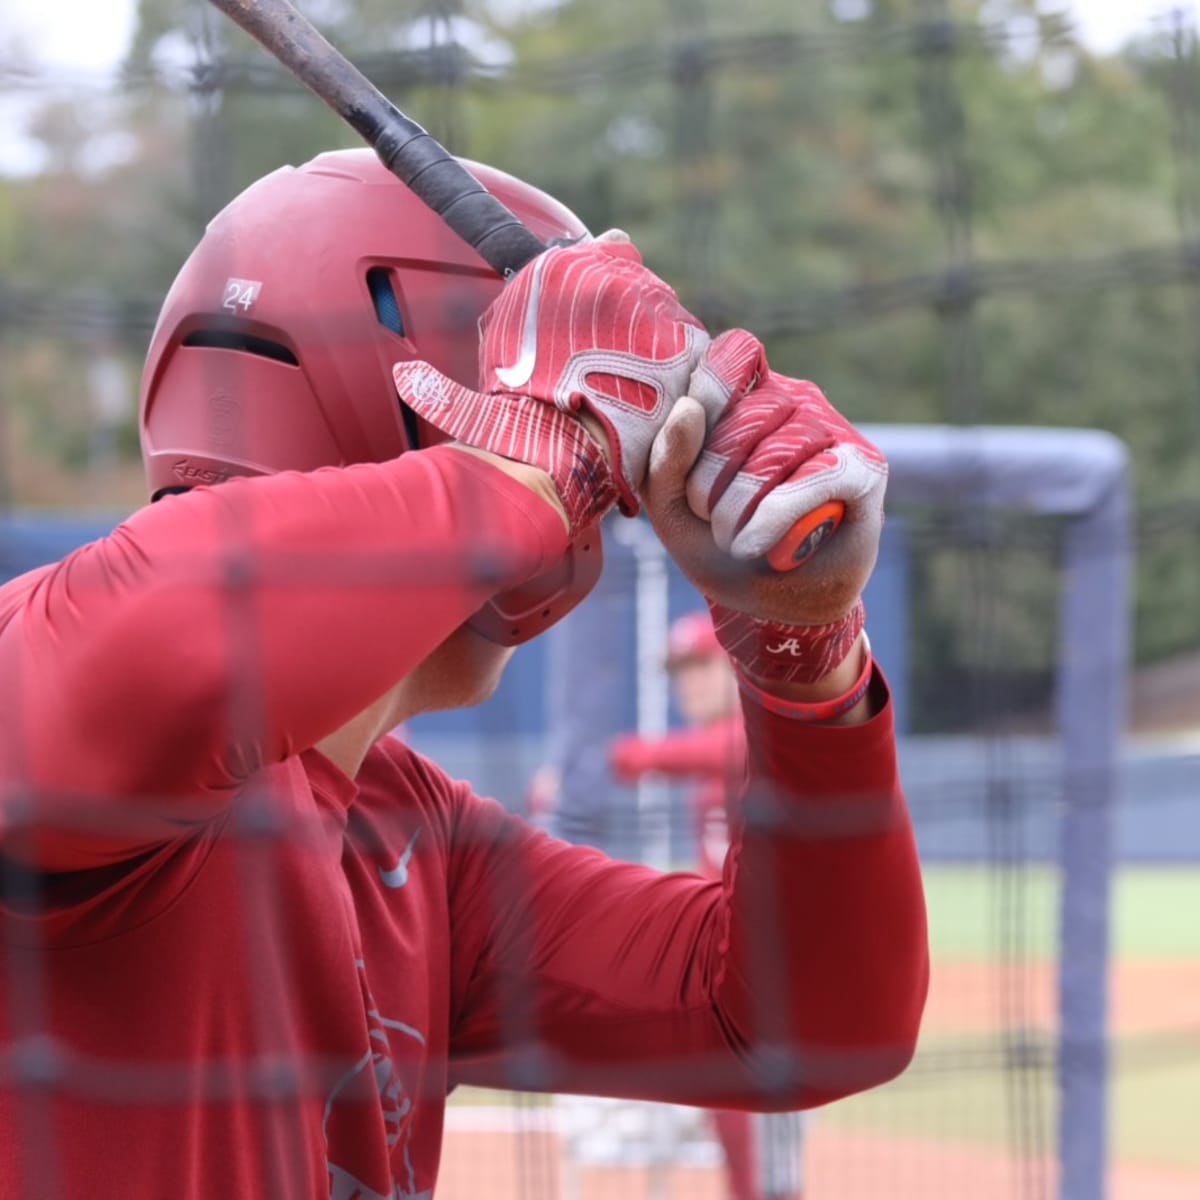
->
[[609, 609, 739, 782], [664, 611, 725, 669]]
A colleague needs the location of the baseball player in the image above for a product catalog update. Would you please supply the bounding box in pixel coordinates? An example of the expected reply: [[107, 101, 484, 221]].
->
[[611, 610, 806, 1200], [611, 611, 745, 881], [0, 148, 928, 1200]]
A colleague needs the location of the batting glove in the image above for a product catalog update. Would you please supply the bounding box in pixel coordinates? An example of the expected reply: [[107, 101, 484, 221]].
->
[[685, 329, 887, 563], [642, 331, 887, 685], [394, 235, 709, 533]]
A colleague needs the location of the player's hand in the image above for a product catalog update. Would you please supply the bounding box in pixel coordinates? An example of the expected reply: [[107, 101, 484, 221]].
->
[[394, 233, 709, 534], [685, 329, 887, 570], [642, 342, 886, 686]]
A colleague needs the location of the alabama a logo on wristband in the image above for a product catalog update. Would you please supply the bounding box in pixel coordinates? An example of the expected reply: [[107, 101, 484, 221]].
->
[[765, 637, 807, 656]]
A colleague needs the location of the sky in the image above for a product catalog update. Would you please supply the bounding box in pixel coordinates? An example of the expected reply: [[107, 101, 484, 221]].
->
[[4, 0, 1194, 70], [2, 0, 1198, 172], [6, 0, 138, 74], [1071, 0, 1200, 49]]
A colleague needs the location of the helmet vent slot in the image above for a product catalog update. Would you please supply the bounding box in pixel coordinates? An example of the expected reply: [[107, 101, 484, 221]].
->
[[183, 330, 299, 365], [367, 268, 406, 337]]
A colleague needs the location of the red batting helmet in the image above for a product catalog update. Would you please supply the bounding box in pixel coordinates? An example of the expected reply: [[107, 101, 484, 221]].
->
[[139, 148, 600, 645], [140, 147, 588, 495]]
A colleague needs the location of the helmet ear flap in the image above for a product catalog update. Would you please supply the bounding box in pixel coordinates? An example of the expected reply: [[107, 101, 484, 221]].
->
[[468, 527, 604, 646]]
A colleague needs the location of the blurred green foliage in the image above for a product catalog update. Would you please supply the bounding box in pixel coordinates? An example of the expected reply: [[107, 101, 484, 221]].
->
[[1, 0, 1198, 690]]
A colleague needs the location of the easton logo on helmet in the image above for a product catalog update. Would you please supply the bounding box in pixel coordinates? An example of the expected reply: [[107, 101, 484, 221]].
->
[[172, 459, 234, 486]]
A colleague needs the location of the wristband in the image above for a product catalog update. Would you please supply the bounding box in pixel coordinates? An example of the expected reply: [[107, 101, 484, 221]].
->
[[735, 633, 873, 722], [709, 599, 865, 684]]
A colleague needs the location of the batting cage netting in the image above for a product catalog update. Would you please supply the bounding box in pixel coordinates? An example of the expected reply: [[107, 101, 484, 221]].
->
[[2, 2, 1199, 1199]]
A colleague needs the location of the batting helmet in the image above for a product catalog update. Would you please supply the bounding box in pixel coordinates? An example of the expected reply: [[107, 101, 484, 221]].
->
[[140, 147, 588, 496], [139, 148, 601, 645]]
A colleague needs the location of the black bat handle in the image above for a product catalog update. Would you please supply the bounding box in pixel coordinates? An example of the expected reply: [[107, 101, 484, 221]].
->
[[207, 0, 547, 275]]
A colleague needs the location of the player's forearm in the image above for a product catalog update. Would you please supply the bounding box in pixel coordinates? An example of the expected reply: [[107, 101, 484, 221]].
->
[[0, 447, 567, 811], [446, 696, 924, 1109], [613, 723, 744, 780], [717, 675, 928, 1105]]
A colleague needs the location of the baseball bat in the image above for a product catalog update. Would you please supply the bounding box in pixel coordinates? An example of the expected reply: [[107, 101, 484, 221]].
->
[[206, 0, 545, 276], [205, 0, 845, 569]]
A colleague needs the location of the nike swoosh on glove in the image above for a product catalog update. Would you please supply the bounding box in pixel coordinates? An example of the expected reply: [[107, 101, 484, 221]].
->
[[393, 237, 709, 532]]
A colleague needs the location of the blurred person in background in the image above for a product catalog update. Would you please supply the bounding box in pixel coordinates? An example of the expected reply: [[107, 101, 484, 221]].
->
[[611, 609, 808, 1200]]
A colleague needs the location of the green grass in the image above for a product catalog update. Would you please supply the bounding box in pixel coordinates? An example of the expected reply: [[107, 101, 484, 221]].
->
[[923, 864, 1200, 961], [1111, 869, 1200, 959], [923, 864, 1059, 961]]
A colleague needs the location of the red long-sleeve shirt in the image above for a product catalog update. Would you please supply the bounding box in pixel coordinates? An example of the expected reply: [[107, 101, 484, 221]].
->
[[0, 447, 927, 1199]]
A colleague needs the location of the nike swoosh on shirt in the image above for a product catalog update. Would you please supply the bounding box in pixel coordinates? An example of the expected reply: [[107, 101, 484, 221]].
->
[[378, 829, 420, 890], [493, 252, 549, 389]]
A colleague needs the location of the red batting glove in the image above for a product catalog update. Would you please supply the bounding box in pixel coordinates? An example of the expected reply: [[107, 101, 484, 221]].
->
[[394, 236, 709, 533], [672, 329, 886, 684], [685, 329, 887, 561]]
